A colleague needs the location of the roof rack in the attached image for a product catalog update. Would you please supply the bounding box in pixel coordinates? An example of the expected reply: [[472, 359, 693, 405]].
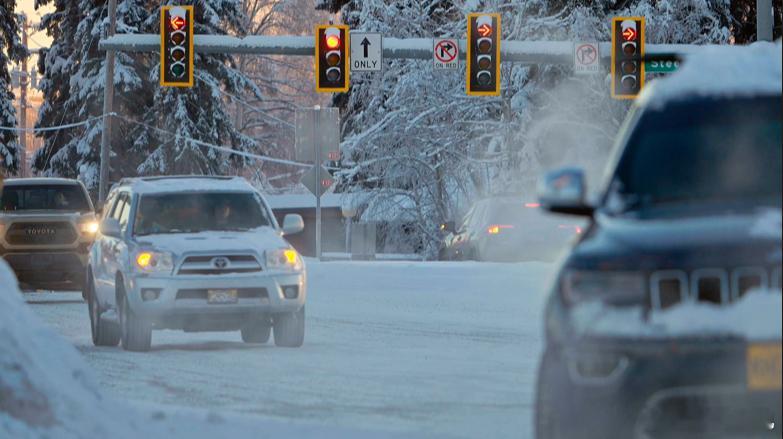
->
[[116, 175, 238, 185]]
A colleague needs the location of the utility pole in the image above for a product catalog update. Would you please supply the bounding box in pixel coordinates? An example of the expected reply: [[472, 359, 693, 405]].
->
[[314, 106, 322, 260], [757, 0, 774, 41], [98, 0, 118, 202], [19, 15, 28, 178]]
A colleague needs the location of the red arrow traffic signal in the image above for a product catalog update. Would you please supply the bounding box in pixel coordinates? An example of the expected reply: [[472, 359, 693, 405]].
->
[[170, 15, 186, 31], [478, 23, 492, 37], [622, 27, 636, 41]]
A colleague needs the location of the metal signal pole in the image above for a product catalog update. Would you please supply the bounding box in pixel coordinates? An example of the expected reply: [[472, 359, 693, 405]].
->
[[19, 15, 28, 177], [98, 0, 118, 202], [757, 0, 774, 41]]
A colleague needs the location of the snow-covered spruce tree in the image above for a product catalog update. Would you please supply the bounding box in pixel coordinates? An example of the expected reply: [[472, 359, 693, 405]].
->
[[33, 0, 149, 193], [36, 0, 151, 191], [319, 0, 736, 256], [134, 0, 263, 176], [0, 0, 27, 175]]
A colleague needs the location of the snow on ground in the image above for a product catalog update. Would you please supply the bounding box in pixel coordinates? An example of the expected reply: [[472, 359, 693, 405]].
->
[[23, 260, 556, 439], [6, 259, 557, 438]]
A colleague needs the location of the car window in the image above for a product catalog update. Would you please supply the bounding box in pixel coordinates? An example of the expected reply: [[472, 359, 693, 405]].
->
[[0, 184, 91, 212], [133, 192, 273, 236], [609, 97, 782, 213], [117, 195, 131, 232]]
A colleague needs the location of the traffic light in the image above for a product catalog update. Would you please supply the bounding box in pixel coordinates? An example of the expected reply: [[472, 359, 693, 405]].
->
[[160, 5, 194, 87], [315, 25, 349, 93], [466, 13, 500, 96], [611, 17, 645, 99]]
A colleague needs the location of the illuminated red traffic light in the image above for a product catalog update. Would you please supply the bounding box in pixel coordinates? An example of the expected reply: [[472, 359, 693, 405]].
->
[[478, 23, 492, 37], [170, 15, 186, 31], [622, 27, 636, 41], [326, 35, 340, 49]]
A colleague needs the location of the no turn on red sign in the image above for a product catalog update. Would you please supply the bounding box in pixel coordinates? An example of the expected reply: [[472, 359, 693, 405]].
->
[[433, 38, 459, 71], [574, 42, 601, 74]]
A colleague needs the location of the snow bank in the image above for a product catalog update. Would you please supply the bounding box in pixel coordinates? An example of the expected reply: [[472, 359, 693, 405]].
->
[[640, 41, 782, 109], [0, 260, 422, 438], [572, 289, 783, 340]]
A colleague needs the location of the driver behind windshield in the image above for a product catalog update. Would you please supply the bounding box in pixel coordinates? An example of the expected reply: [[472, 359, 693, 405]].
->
[[134, 192, 270, 236]]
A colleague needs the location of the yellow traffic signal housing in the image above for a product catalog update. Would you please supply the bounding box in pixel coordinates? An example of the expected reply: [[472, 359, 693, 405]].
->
[[466, 13, 501, 96], [611, 16, 645, 99], [315, 24, 350, 93], [160, 5, 194, 87]]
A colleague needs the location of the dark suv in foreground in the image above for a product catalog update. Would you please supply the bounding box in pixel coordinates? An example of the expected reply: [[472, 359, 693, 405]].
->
[[534, 72, 781, 436], [0, 178, 97, 290]]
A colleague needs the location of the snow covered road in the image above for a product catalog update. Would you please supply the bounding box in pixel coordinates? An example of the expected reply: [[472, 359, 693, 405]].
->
[[27, 260, 554, 438]]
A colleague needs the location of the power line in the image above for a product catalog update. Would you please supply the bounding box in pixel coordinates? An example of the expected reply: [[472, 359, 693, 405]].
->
[[0, 114, 112, 132], [113, 114, 309, 168]]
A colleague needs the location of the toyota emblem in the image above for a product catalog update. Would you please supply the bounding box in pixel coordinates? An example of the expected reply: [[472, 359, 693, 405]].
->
[[211, 257, 229, 269]]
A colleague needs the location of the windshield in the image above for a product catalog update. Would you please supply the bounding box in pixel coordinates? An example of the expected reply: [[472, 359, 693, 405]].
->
[[609, 97, 781, 213], [133, 192, 273, 235], [0, 184, 92, 212]]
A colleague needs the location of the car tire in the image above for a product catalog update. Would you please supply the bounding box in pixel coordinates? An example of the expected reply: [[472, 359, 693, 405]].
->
[[87, 276, 120, 347], [241, 317, 272, 343], [119, 287, 152, 352], [273, 306, 305, 348], [535, 347, 568, 439]]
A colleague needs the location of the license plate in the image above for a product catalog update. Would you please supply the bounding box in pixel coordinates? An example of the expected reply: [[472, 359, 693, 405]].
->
[[747, 343, 782, 391], [207, 289, 238, 304]]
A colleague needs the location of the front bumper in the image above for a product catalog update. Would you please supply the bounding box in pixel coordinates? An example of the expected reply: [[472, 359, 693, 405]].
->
[[538, 337, 782, 438], [125, 270, 306, 331], [0, 246, 89, 286]]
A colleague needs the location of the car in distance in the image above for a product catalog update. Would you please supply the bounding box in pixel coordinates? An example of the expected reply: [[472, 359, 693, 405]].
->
[[439, 196, 582, 262], [534, 43, 782, 439], [0, 178, 97, 291], [86, 176, 306, 352]]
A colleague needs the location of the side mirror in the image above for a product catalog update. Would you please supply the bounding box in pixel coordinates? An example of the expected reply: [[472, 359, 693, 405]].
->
[[440, 221, 455, 233], [538, 167, 594, 216], [100, 218, 122, 238], [282, 214, 304, 236]]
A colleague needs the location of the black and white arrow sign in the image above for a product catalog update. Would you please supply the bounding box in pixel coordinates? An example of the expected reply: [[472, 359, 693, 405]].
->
[[350, 32, 382, 72]]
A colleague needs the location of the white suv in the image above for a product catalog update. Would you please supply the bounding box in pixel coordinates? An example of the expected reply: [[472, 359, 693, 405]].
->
[[86, 176, 306, 352]]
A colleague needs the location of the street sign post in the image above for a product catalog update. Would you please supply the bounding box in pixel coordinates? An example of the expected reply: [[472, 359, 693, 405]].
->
[[350, 32, 382, 72], [296, 107, 340, 259], [433, 38, 459, 70], [295, 107, 339, 163], [301, 165, 334, 198], [573, 42, 600, 74]]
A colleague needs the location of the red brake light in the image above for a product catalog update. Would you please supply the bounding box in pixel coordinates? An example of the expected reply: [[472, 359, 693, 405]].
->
[[524, 203, 540, 208]]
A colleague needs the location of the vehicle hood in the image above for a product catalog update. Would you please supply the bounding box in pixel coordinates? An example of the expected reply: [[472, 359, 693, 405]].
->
[[133, 227, 288, 256], [569, 207, 781, 270]]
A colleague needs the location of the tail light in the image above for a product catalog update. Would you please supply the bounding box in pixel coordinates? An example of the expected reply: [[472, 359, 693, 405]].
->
[[487, 224, 514, 235]]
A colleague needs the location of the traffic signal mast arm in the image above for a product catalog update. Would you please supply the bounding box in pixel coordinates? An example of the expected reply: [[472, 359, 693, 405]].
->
[[102, 33, 711, 65]]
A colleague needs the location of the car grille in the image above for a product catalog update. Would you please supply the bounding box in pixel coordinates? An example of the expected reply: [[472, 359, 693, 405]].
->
[[5, 222, 77, 246], [176, 254, 262, 275], [650, 266, 782, 310], [175, 288, 268, 300]]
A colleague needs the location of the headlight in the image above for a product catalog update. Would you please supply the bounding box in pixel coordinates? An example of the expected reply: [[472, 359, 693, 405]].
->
[[266, 248, 302, 272], [80, 220, 100, 234], [134, 250, 174, 274], [561, 269, 646, 306]]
